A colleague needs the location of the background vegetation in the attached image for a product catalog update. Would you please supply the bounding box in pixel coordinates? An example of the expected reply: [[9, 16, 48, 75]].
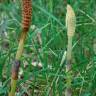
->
[[0, 0, 96, 96]]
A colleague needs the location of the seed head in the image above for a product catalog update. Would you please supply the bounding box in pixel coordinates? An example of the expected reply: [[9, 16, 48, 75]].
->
[[66, 4, 76, 37], [22, 0, 32, 32]]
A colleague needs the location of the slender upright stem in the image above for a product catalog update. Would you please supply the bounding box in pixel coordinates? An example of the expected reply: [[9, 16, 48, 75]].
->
[[16, 32, 26, 60], [65, 37, 73, 96], [65, 4, 76, 96], [66, 37, 72, 71], [9, 32, 27, 96], [9, 79, 17, 96], [9, 0, 32, 95]]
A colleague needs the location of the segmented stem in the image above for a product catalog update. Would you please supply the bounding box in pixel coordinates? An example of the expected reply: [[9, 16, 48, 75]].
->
[[65, 4, 76, 96], [9, 0, 32, 96]]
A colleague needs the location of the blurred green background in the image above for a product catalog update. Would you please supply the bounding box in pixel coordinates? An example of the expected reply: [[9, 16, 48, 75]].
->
[[0, 0, 96, 96]]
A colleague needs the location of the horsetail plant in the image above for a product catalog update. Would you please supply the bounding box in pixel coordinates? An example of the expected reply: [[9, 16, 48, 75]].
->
[[9, 0, 32, 96], [65, 4, 76, 96]]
